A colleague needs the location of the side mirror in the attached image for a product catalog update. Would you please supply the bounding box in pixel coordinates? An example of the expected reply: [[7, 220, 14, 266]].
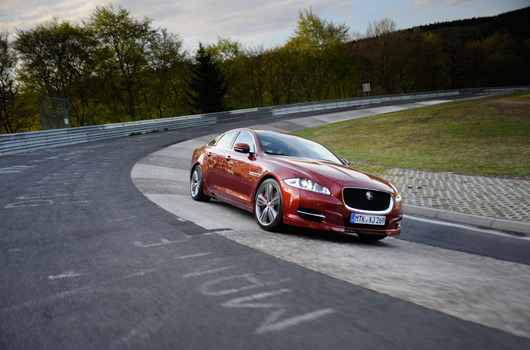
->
[[341, 158, 350, 166], [234, 143, 251, 154]]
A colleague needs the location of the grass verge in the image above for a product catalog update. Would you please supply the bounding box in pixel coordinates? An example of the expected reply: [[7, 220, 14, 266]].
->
[[294, 91, 530, 177]]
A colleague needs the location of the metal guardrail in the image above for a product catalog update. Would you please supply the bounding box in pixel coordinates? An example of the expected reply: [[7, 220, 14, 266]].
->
[[1, 86, 528, 155]]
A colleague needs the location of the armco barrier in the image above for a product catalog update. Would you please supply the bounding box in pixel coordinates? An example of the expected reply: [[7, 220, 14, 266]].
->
[[0, 115, 217, 155], [1, 86, 528, 155]]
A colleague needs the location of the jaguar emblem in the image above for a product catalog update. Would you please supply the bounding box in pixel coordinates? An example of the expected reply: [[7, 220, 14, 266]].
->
[[366, 191, 374, 201]]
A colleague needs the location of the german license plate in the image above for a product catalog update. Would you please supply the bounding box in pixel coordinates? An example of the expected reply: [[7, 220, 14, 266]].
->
[[351, 214, 386, 225]]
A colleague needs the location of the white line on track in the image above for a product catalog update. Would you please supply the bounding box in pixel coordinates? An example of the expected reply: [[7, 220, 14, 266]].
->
[[404, 215, 530, 239]]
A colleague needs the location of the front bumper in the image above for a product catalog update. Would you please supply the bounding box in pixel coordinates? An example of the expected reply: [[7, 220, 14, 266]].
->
[[281, 185, 402, 236]]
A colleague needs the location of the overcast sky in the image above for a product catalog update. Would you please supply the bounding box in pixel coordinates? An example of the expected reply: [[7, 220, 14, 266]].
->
[[1, 0, 528, 51]]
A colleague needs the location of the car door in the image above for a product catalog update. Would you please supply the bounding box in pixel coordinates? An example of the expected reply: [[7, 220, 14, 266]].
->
[[205, 131, 238, 194], [219, 131, 263, 210]]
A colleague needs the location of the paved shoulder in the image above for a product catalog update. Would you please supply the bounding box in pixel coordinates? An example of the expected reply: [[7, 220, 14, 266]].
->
[[131, 137, 530, 340]]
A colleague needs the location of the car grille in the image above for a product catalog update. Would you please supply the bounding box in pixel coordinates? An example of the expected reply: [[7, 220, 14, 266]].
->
[[343, 188, 391, 211]]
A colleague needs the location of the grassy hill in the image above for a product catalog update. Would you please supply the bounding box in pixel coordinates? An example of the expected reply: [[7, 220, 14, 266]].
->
[[294, 92, 530, 177]]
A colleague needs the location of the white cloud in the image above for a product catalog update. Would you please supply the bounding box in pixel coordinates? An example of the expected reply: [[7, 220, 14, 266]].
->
[[441, 0, 471, 4], [412, 0, 435, 8], [1, 0, 356, 48], [413, 0, 470, 8], [0, 0, 524, 48], [119, 0, 320, 49]]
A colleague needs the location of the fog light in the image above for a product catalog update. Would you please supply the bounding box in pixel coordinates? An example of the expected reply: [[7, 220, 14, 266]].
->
[[396, 220, 402, 229]]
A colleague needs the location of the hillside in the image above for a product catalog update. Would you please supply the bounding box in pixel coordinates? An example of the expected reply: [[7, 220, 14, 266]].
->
[[412, 6, 530, 43], [294, 91, 530, 177]]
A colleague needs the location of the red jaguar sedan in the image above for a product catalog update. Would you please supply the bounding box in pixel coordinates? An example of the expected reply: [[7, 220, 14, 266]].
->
[[190, 128, 402, 240]]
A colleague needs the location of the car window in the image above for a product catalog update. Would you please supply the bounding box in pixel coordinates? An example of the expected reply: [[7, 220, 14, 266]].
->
[[233, 131, 256, 153], [207, 134, 223, 146], [256, 131, 342, 164], [215, 131, 238, 150]]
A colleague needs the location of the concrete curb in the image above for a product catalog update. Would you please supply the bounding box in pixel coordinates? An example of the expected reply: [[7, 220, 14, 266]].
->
[[404, 204, 530, 236]]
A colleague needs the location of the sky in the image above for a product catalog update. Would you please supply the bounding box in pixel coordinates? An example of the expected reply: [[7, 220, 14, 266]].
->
[[1, 0, 529, 52]]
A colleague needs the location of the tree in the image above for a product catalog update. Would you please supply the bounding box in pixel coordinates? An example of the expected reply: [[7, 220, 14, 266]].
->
[[0, 32, 17, 133], [145, 29, 186, 118], [14, 20, 96, 126], [15, 20, 93, 95], [261, 47, 284, 106], [187, 43, 227, 114], [414, 31, 444, 91], [276, 43, 302, 104], [480, 33, 524, 86], [88, 4, 157, 121], [364, 18, 400, 94], [0, 33, 34, 133], [207, 37, 246, 109], [288, 9, 351, 101], [243, 45, 266, 107]]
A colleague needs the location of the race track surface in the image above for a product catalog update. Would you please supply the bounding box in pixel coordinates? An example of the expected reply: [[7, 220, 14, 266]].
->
[[2, 106, 530, 349]]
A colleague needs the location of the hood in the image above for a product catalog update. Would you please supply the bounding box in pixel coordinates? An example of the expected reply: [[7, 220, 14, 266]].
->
[[270, 156, 396, 193]]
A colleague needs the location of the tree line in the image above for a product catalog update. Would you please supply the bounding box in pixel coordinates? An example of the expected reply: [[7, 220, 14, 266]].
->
[[1, 5, 529, 134]]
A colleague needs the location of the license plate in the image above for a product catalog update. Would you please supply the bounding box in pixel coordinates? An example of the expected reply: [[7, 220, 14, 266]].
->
[[351, 214, 386, 225]]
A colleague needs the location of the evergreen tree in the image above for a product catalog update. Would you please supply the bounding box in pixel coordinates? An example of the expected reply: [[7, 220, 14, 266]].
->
[[187, 43, 227, 114]]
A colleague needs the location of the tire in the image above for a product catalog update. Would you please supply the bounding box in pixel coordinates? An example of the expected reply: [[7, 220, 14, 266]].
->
[[190, 165, 211, 202], [254, 178, 284, 231], [357, 233, 386, 241]]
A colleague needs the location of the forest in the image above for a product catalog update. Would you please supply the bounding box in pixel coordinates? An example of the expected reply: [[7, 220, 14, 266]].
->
[[1, 5, 529, 134]]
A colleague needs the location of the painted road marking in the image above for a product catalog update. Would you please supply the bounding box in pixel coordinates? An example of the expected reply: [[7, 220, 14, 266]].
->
[[0, 166, 36, 174], [404, 215, 530, 239], [4, 200, 92, 208], [177, 252, 213, 259], [48, 271, 83, 280], [133, 237, 189, 248], [179, 252, 335, 335]]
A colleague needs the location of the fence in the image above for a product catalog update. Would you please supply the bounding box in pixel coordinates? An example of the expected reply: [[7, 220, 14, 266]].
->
[[1, 86, 528, 156]]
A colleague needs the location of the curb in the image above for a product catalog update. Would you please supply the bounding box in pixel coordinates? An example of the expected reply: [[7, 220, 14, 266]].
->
[[404, 204, 530, 236]]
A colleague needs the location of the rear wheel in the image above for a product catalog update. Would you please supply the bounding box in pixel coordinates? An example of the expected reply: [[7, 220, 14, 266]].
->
[[254, 179, 283, 231], [190, 165, 210, 202]]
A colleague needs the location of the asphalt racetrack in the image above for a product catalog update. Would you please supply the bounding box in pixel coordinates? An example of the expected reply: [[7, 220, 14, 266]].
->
[[1, 102, 530, 349]]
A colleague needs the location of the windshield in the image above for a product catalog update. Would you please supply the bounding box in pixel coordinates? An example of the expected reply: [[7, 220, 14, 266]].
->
[[256, 131, 342, 164]]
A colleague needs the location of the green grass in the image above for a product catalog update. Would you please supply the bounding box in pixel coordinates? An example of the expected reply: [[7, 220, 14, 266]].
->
[[294, 91, 530, 177]]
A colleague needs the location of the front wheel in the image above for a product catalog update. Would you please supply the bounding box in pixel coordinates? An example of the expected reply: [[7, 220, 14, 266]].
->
[[254, 179, 283, 231], [190, 165, 210, 202]]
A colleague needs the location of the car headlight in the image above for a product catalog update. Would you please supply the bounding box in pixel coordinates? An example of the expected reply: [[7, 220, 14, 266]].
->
[[395, 192, 402, 203], [284, 178, 331, 196]]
